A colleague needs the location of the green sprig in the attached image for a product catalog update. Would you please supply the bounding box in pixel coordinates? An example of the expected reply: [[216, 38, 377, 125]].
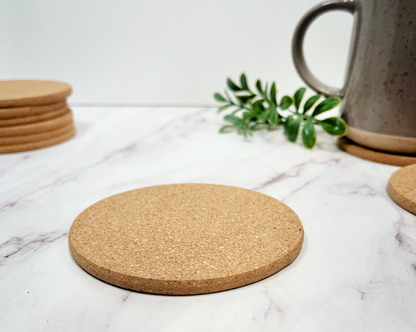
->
[[214, 73, 347, 149]]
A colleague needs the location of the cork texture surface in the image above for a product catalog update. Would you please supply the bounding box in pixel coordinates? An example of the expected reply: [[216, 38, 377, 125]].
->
[[0, 101, 67, 119], [69, 184, 304, 295], [337, 137, 416, 166], [388, 164, 416, 215], [0, 128, 75, 154], [0, 106, 69, 127], [0, 80, 71, 107], [0, 109, 72, 137]]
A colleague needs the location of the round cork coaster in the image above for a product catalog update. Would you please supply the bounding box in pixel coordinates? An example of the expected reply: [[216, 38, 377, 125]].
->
[[0, 80, 71, 107], [337, 137, 416, 167], [0, 123, 74, 145], [388, 164, 416, 215], [0, 106, 69, 127], [0, 128, 75, 154], [0, 109, 72, 137], [0, 101, 67, 119], [69, 184, 304, 295]]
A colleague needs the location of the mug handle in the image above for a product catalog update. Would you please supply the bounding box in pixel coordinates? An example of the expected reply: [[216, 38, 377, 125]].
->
[[292, 0, 358, 98]]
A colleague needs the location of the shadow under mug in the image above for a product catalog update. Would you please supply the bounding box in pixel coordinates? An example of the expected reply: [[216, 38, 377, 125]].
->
[[292, 0, 416, 154]]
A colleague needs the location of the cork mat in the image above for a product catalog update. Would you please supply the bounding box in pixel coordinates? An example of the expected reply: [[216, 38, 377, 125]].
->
[[0, 109, 72, 137], [337, 137, 416, 166], [0, 106, 68, 127], [69, 184, 304, 295], [0, 128, 75, 154], [0, 80, 71, 107], [388, 164, 416, 215], [0, 101, 67, 119], [0, 123, 74, 145]]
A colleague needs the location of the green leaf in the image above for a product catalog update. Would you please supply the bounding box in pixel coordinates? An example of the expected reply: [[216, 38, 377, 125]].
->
[[294, 87, 306, 111], [268, 107, 279, 125], [240, 73, 249, 90], [270, 82, 277, 105], [256, 80, 262, 94], [302, 118, 316, 148], [224, 114, 242, 124], [280, 96, 293, 110], [259, 108, 271, 121], [214, 93, 227, 102], [250, 124, 261, 131], [242, 125, 253, 138], [303, 95, 321, 114], [224, 90, 235, 104], [218, 104, 232, 112], [219, 125, 235, 133], [243, 111, 255, 122], [263, 83, 269, 99], [285, 115, 302, 142], [253, 100, 265, 112], [236, 94, 256, 105], [227, 78, 242, 91], [284, 115, 292, 135], [312, 97, 341, 116], [319, 117, 347, 136]]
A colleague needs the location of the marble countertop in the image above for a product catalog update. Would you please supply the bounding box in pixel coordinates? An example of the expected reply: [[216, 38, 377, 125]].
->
[[1, 107, 415, 332]]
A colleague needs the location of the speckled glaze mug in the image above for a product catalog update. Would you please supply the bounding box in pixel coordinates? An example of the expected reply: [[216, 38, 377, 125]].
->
[[292, 0, 416, 154]]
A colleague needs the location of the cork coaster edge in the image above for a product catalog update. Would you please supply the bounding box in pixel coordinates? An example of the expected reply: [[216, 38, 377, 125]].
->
[[0, 101, 67, 119], [337, 137, 416, 166], [0, 128, 75, 154], [0, 123, 74, 145], [69, 234, 303, 295], [68, 184, 304, 295], [0, 106, 69, 127], [387, 165, 416, 215], [0, 109, 73, 137]]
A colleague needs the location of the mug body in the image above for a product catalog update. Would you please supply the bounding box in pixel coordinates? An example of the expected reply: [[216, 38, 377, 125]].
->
[[342, 0, 415, 153]]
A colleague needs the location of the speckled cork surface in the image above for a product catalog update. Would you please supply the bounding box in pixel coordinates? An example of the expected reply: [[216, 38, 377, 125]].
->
[[337, 137, 416, 166], [0, 128, 75, 154], [0, 109, 72, 137], [0, 106, 69, 127], [0, 101, 67, 119], [0, 80, 71, 107], [388, 165, 416, 215], [69, 184, 304, 295]]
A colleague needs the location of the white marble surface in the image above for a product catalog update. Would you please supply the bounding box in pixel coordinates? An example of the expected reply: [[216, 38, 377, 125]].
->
[[0, 107, 415, 332]]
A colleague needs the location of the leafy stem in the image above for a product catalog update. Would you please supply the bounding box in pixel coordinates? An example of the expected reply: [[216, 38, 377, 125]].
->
[[214, 73, 347, 149]]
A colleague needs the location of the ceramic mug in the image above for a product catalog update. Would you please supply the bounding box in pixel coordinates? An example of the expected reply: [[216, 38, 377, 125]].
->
[[292, 0, 416, 154]]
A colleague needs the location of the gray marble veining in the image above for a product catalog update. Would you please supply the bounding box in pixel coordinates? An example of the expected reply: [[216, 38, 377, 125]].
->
[[0, 107, 415, 332]]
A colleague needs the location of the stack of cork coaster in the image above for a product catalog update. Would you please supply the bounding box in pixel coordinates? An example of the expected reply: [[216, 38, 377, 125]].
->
[[69, 184, 304, 295], [0, 80, 75, 154]]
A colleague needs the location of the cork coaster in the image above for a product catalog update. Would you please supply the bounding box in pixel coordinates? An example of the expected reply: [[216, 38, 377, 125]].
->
[[337, 137, 416, 166], [388, 165, 416, 215], [0, 80, 71, 107], [0, 123, 74, 145], [0, 128, 75, 154], [0, 101, 67, 119], [0, 106, 69, 127], [0, 109, 72, 137], [69, 184, 304, 295]]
